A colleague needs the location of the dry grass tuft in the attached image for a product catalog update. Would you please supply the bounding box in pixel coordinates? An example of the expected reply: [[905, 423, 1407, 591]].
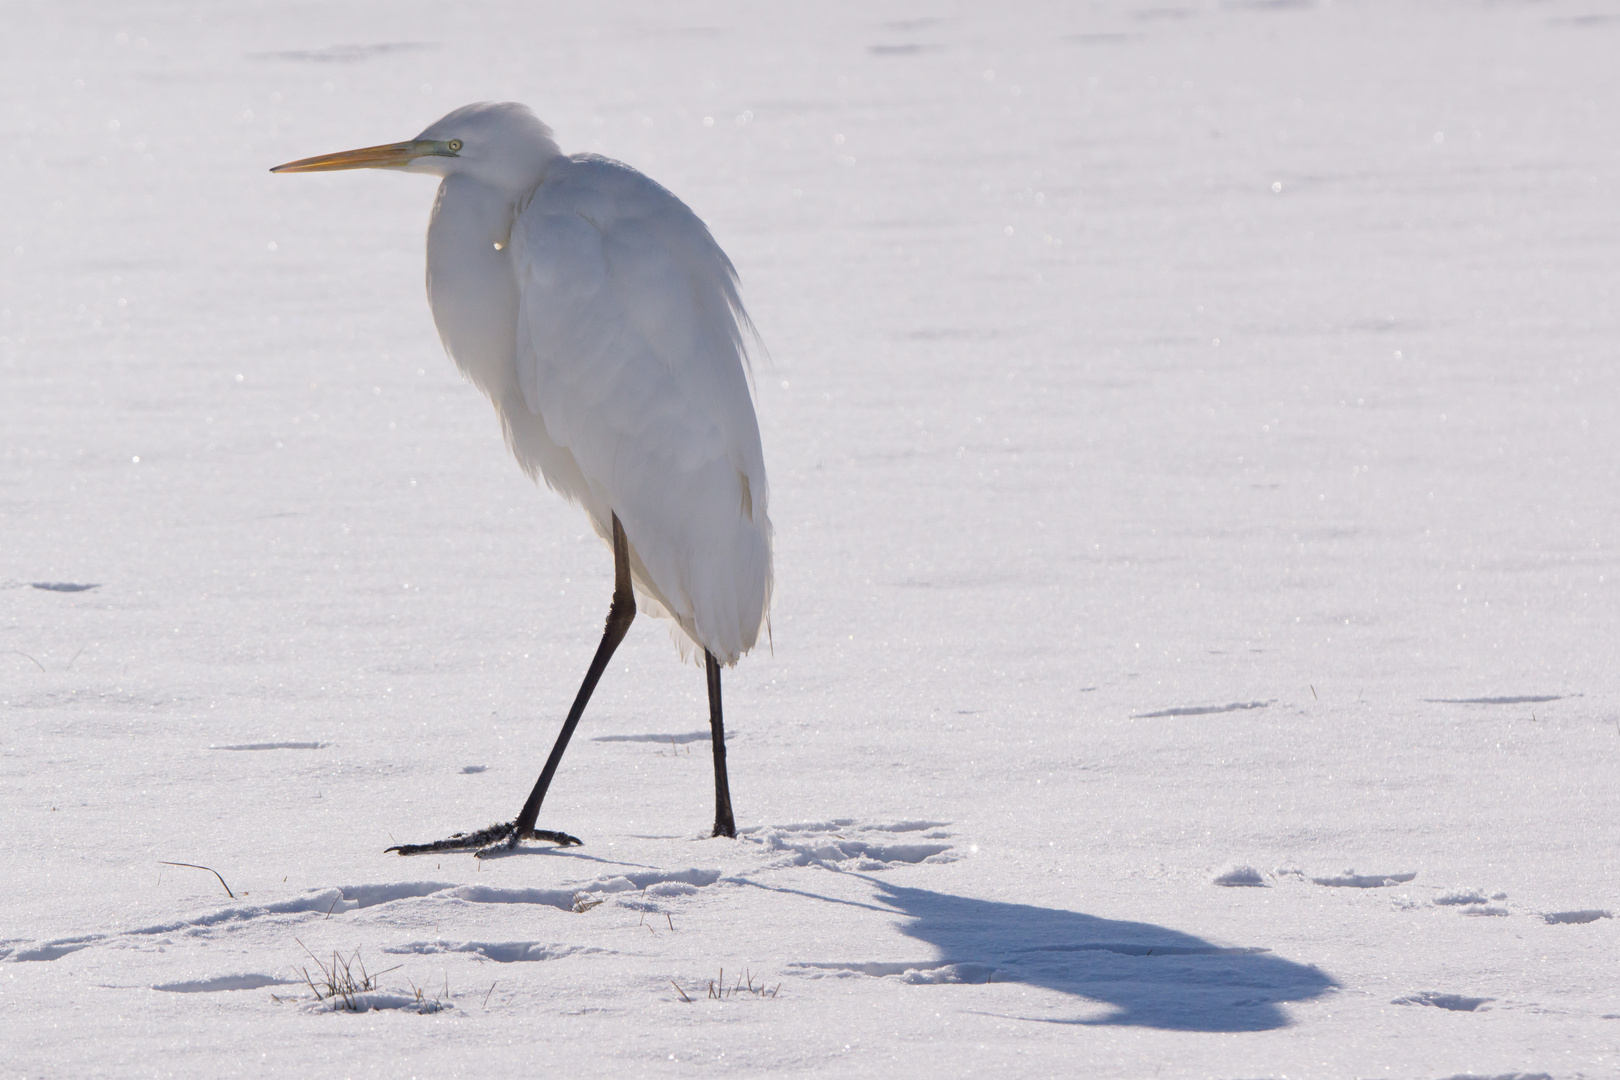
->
[[296, 939, 400, 1012], [404, 973, 451, 1014], [682, 967, 779, 1001]]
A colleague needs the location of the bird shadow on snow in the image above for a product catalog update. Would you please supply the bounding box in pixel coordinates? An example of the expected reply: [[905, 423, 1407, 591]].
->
[[777, 877, 1336, 1032]]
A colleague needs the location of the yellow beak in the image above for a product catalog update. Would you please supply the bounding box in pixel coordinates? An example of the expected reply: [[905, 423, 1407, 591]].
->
[[270, 139, 451, 173]]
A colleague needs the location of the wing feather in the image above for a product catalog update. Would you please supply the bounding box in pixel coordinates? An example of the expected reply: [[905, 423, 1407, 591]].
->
[[510, 155, 771, 663]]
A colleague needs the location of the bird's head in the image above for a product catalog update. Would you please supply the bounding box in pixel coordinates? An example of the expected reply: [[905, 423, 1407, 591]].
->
[[271, 102, 561, 195]]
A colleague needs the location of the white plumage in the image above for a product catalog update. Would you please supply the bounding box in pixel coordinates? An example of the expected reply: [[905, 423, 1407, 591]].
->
[[272, 101, 771, 849], [411, 103, 772, 665]]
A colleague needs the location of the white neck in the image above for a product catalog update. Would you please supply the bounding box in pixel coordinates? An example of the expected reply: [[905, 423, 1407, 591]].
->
[[425, 174, 524, 401]]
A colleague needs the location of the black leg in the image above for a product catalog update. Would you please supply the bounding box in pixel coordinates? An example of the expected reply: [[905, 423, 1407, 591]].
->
[[510, 513, 636, 840], [388, 514, 636, 856], [706, 650, 736, 838]]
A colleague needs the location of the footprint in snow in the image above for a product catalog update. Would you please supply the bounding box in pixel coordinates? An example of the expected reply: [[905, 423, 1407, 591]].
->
[[1134, 700, 1272, 718], [1434, 888, 1494, 905], [327, 868, 723, 915], [152, 974, 298, 993], [1392, 991, 1494, 1011], [383, 941, 605, 963], [1540, 909, 1611, 924], [1430, 888, 1510, 916], [0, 868, 727, 963], [740, 819, 958, 870], [2, 936, 100, 962], [1424, 694, 1569, 705], [591, 730, 713, 747]]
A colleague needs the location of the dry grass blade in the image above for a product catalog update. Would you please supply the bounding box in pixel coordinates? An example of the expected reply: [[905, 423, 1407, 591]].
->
[[158, 861, 235, 898]]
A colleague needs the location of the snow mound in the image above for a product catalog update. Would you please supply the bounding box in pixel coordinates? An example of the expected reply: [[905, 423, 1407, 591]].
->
[[1311, 870, 1417, 888], [302, 992, 451, 1015], [1434, 888, 1488, 905], [1211, 864, 1266, 887]]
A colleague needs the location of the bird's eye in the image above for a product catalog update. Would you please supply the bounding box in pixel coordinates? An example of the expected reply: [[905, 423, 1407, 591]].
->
[[448, 139, 462, 152]]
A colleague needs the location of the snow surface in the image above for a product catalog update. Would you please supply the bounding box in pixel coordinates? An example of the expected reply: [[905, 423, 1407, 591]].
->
[[3, 1, 1618, 1076]]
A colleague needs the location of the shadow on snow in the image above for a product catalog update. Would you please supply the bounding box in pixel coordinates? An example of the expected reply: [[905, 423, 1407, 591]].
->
[[790, 877, 1337, 1031]]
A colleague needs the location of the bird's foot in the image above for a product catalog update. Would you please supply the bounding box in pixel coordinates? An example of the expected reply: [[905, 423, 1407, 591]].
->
[[475, 827, 585, 860], [386, 821, 582, 857]]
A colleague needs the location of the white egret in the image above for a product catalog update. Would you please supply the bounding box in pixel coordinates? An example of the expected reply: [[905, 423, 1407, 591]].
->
[[271, 102, 772, 854]]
